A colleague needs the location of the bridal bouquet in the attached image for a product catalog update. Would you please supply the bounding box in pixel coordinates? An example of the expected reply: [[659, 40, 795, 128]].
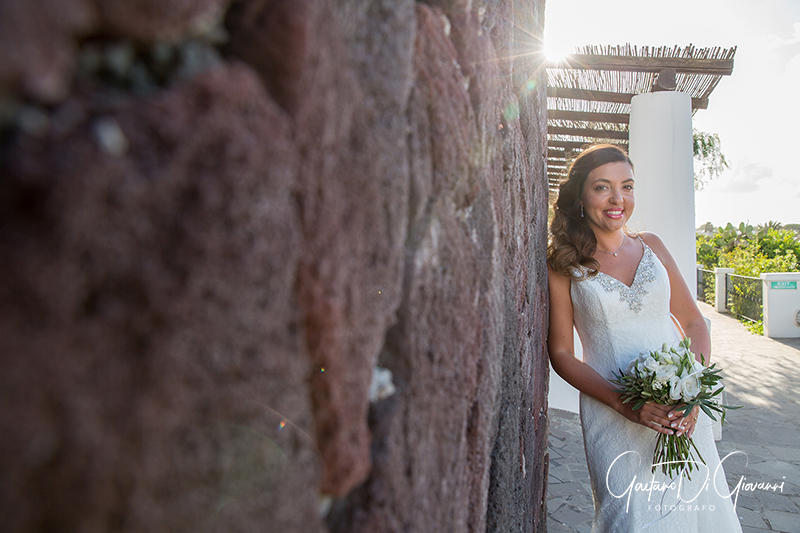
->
[[611, 338, 738, 480]]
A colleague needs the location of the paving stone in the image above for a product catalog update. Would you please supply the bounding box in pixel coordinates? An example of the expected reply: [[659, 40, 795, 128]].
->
[[763, 509, 800, 533], [548, 498, 567, 512], [570, 466, 589, 477], [718, 442, 772, 464], [765, 445, 800, 463], [732, 493, 762, 513], [548, 481, 590, 498], [736, 506, 770, 528], [551, 504, 591, 528], [563, 494, 593, 514], [748, 461, 800, 494], [549, 447, 566, 460], [549, 465, 571, 483], [550, 428, 573, 441], [547, 517, 573, 532], [753, 488, 800, 513]]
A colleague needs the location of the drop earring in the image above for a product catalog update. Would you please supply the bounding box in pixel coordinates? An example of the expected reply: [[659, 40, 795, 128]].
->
[[580, 205, 584, 218]]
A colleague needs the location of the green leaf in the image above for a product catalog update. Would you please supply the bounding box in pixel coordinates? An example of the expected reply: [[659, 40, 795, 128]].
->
[[700, 403, 718, 420]]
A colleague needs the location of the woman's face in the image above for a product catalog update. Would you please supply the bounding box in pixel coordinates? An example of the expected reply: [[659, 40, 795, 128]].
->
[[580, 161, 635, 235]]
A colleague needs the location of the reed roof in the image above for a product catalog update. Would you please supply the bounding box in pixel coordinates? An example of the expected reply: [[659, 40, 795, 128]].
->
[[546, 44, 736, 193]]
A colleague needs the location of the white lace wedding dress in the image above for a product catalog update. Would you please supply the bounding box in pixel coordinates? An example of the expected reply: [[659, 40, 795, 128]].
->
[[571, 238, 742, 532]]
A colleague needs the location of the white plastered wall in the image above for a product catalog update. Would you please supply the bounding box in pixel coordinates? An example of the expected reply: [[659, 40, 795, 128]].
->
[[627, 91, 697, 297]]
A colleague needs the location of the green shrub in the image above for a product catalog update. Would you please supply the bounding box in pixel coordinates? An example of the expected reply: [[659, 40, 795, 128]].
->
[[695, 223, 799, 336]]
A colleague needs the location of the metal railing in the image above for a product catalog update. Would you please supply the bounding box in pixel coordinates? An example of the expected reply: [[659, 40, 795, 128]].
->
[[697, 268, 715, 305], [725, 274, 763, 323]]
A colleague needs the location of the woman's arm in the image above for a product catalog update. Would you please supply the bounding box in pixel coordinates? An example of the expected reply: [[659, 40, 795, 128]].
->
[[640, 232, 711, 365], [641, 232, 708, 438], [547, 266, 677, 436]]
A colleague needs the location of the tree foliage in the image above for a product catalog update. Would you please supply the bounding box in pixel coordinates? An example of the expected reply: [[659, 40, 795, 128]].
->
[[696, 223, 800, 276], [693, 130, 729, 190], [696, 223, 799, 335]]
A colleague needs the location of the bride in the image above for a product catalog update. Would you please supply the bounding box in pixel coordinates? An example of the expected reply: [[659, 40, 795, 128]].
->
[[547, 144, 742, 531]]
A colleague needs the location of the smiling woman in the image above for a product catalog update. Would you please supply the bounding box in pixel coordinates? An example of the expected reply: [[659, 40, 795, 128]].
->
[[580, 161, 636, 241], [546, 143, 743, 531], [547, 144, 635, 279]]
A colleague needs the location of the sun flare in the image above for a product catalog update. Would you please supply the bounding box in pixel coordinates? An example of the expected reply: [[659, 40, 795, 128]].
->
[[543, 42, 572, 63]]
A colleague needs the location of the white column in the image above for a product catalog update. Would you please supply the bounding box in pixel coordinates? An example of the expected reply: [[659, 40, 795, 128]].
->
[[547, 329, 582, 413], [714, 267, 734, 314], [627, 92, 696, 296], [761, 273, 800, 338]]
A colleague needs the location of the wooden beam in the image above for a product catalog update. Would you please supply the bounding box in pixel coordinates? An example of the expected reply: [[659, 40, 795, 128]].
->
[[548, 140, 593, 151], [546, 54, 734, 75], [548, 110, 630, 124], [548, 149, 566, 159], [547, 87, 708, 110], [548, 140, 628, 153], [548, 126, 629, 140]]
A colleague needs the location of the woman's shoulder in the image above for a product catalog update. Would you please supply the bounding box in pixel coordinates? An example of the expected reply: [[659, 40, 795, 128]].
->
[[636, 231, 678, 267], [548, 263, 592, 289], [637, 231, 667, 252]]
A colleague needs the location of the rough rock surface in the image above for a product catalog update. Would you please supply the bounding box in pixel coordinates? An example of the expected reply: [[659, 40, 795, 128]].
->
[[0, 0, 549, 531], [0, 0, 229, 102]]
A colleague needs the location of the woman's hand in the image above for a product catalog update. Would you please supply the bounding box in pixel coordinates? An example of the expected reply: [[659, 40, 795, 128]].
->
[[617, 401, 677, 435], [668, 405, 700, 438], [618, 402, 701, 437]]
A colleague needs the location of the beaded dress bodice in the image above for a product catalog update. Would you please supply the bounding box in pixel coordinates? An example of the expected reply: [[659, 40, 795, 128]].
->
[[571, 240, 679, 381]]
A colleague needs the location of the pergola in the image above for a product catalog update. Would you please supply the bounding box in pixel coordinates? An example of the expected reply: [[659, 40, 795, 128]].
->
[[545, 44, 736, 195]]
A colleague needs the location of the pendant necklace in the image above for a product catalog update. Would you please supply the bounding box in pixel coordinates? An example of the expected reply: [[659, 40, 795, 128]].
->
[[597, 235, 626, 257]]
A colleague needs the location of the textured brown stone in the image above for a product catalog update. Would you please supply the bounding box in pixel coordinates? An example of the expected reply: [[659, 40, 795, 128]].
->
[[96, 0, 229, 41], [0, 0, 95, 102], [0, 0, 549, 531], [0, 0, 228, 103], [290, 0, 412, 497], [1, 65, 322, 532], [224, 0, 310, 115]]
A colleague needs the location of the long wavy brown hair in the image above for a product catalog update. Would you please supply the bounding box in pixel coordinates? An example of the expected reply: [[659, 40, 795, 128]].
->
[[547, 144, 634, 279]]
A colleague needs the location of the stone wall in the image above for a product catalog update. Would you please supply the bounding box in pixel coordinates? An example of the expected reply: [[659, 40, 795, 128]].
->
[[0, 1, 550, 531]]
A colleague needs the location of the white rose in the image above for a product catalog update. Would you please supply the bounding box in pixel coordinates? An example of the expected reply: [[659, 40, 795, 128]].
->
[[642, 356, 660, 375], [655, 363, 678, 382], [670, 372, 701, 402], [668, 375, 682, 401]]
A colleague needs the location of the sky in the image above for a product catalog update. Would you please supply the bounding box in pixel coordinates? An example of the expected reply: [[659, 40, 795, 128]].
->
[[543, 0, 800, 227]]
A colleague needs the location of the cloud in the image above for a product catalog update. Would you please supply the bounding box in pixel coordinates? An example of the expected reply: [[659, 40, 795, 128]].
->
[[767, 21, 800, 46], [721, 162, 774, 193], [787, 53, 800, 78]]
